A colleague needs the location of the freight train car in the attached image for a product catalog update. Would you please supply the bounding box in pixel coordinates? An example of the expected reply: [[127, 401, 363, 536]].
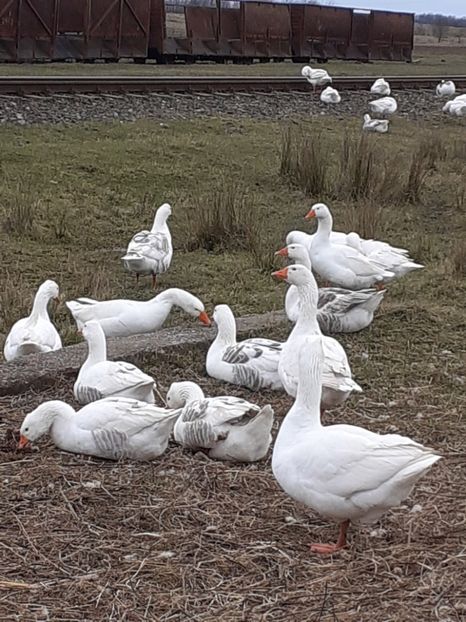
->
[[0, 0, 414, 64]]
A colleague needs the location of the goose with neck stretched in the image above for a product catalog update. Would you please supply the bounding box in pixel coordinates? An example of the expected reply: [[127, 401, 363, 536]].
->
[[166, 381, 274, 462], [74, 320, 156, 405], [122, 202, 173, 289], [66, 288, 210, 338], [305, 204, 394, 290], [272, 335, 441, 554], [276, 244, 384, 333], [4, 279, 62, 361], [18, 398, 180, 461], [273, 264, 361, 410], [206, 304, 283, 391]]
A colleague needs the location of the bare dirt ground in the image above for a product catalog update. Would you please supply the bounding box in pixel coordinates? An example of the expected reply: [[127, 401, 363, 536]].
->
[[1, 308, 465, 621]]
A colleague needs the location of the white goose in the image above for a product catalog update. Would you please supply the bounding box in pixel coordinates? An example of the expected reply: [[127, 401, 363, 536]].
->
[[273, 265, 361, 410], [346, 232, 423, 278], [363, 113, 389, 134], [122, 202, 172, 289], [272, 335, 441, 554], [4, 280, 62, 362], [320, 86, 341, 104], [276, 244, 384, 333], [166, 381, 274, 462], [301, 65, 332, 92], [66, 288, 210, 338], [74, 320, 156, 405], [436, 80, 455, 97], [206, 304, 283, 391], [442, 94, 466, 114], [370, 78, 390, 96], [305, 204, 394, 290], [369, 96, 397, 116], [18, 398, 180, 461]]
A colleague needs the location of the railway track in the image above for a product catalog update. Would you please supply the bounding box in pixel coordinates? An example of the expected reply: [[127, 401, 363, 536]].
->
[[0, 75, 465, 96]]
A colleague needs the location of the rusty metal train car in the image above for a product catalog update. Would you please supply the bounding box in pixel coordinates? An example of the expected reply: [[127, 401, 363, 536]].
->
[[0, 0, 414, 64]]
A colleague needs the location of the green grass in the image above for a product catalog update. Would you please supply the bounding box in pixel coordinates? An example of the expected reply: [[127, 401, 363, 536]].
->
[[0, 115, 465, 349], [0, 46, 465, 77]]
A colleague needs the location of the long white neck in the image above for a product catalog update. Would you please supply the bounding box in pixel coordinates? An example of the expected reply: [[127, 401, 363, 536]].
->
[[292, 253, 312, 270], [177, 382, 205, 405], [213, 312, 237, 347], [315, 214, 333, 241], [30, 288, 52, 320], [294, 277, 320, 334], [152, 209, 170, 233], [83, 328, 107, 368], [32, 401, 76, 436]]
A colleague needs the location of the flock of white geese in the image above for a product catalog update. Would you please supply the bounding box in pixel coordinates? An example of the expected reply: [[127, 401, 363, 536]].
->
[[5, 198, 441, 554], [302, 65, 466, 133]]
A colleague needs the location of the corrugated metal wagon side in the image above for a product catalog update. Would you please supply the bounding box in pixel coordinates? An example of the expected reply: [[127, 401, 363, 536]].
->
[[369, 10, 414, 61]]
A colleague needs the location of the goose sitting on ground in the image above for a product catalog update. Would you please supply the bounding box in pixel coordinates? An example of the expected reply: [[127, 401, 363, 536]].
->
[[305, 204, 394, 290], [436, 80, 455, 97], [18, 398, 180, 461], [122, 202, 173, 289], [273, 265, 361, 410], [206, 304, 283, 391], [346, 232, 423, 279], [74, 320, 156, 405], [301, 65, 332, 92], [272, 335, 441, 554], [166, 381, 274, 462], [363, 113, 389, 134], [320, 86, 341, 104], [370, 78, 391, 96], [369, 96, 397, 116], [66, 288, 210, 337], [276, 244, 384, 333], [4, 280, 62, 362], [443, 96, 466, 117]]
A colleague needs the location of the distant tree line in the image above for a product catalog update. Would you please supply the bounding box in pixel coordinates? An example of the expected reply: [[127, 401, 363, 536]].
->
[[415, 13, 466, 28]]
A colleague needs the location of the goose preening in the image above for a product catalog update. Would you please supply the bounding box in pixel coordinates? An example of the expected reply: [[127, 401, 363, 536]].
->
[[370, 78, 391, 96], [206, 304, 283, 391], [166, 381, 274, 462], [443, 95, 466, 117], [18, 398, 180, 461], [301, 65, 332, 92], [320, 86, 341, 104], [4, 280, 62, 362], [66, 288, 210, 337], [74, 320, 156, 405], [272, 335, 441, 554], [369, 96, 397, 116], [276, 244, 384, 333], [363, 113, 389, 134], [436, 80, 455, 97], [122, 202, 172, 289], [305, 204, 394, 290], [273, 265, 361, 409]]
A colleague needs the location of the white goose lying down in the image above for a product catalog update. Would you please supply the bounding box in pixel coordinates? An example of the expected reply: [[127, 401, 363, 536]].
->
[[4, 279, 62, 362], [320, 86, 341, 104], [66, 288, 210, 338], [443, 95, 466, 117], [18, 398, 180, 461], [122, 202, 173, 289], [206, 304, 283, 391], [369, 96, 397, 116], [74, 320, 156, 405], [346, 232, 423, 278], [166, 381, 274, 462], [276, 244, 384, 333], [436, 80, 455, 97], [273, 265, 361, 410], [370, 78, 390, 96], [272, 335, 440, 555], [363, 113, 389, 134]]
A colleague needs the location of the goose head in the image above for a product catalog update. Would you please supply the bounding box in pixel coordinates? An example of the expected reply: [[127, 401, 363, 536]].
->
[[173, 290, 210, 326], [272, 264, 314, 286], [81, 319, 105, 342], [18, 401, 74, 448], [37, 279, 60, 302], [275, 243, 310, 266], [305, 203, 331, 221], [166, 381, 205, 408]]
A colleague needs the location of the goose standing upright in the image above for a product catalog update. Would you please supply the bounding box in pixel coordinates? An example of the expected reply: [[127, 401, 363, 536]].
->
[[273, 264, 361, 409], [166, 381, 274, 462], [370, 78, 391, 96], [276, 244, 384, 333], [74, 320, 156, 405], [301, 65, 332, 92], [272, 335, 441, 554], [122, 203, 173, 289], [206, 304, 283, 391], [4, 280, 62, 361], [305, 204, 394, 289]]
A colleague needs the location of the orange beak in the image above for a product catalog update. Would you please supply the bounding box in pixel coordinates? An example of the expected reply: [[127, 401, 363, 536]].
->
[[305, 209, 316, 220], [18, 434, 29, 449], [198, 311, 211, 326], [275, 247, 289, 257], [272, 267, 289, 281]]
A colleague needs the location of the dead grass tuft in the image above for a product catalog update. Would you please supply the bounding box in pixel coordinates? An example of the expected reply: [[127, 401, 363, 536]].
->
[[1, 191, 40, 238], [450, 239, 466, 277]]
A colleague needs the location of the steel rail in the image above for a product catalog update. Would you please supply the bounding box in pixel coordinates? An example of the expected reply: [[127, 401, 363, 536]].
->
[[0, 75, 465, 95]]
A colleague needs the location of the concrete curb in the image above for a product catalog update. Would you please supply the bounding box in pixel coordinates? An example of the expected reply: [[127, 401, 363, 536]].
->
[[0, 311, 287, 397]]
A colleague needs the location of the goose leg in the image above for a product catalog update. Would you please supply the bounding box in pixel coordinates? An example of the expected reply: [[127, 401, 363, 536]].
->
[[152, 274, 157, 290], [136, 273, 140, 284], [310, 520, 349, 555]]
